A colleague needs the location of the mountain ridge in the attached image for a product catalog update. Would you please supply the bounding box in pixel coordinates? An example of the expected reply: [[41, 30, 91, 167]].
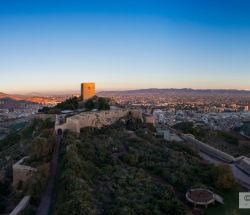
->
[[97, 88, 250, 95], [0, 92, 26, 100]]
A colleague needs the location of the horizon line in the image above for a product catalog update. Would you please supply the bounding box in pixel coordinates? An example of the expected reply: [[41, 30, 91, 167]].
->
[[2, 87, 250, 96]]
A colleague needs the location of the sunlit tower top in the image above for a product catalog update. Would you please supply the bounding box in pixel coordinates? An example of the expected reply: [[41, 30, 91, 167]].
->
[[81, 82, 96, 101]]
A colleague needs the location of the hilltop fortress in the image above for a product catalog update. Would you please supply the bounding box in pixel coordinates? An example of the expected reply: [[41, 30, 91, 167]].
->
[[55, 109, 143, 134], [55, 82, 143, 133]]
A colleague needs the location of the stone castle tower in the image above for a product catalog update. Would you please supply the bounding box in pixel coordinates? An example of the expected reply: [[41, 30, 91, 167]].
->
[[81, 82, 95, 101]]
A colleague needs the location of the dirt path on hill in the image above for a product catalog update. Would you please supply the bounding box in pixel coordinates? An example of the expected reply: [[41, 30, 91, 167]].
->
[[36, 135, 62, 215]]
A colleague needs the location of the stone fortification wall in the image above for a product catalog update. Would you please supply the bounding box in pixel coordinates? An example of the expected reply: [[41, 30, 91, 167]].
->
[[12, 157, 37, 186], [236, 157, 250, 175], [130, 109, 143, 121], [144, 115, 155, 125], [181, 134, 250, 175], [167, 126, 250, 175], [55, 109, 142, 133], [181, 135, 235, 163], [164, 130, 183, 142], [10, 195, 30, 215]]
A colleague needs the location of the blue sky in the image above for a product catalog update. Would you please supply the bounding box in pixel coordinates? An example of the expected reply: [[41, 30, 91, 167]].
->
[[0, 0, 250, 93]]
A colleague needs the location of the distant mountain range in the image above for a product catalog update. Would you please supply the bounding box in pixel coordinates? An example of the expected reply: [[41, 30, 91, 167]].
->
[[0, 92, 46, 104], [1, 88, 250, 103], [0, 97, 35, 107], [98, 88, 250, 96], [0, 92, 67, 105], [0, 92, 26, 100]]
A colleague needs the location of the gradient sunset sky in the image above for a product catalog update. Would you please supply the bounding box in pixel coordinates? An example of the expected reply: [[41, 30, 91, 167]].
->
[[1, 0, 250, 94]]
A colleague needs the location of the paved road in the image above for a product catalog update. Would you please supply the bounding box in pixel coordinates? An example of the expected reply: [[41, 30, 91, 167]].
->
[[36, 135, 62, 215]]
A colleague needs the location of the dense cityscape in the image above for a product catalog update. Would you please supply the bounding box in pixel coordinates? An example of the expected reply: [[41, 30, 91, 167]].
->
[[1, 89, 250, 140]]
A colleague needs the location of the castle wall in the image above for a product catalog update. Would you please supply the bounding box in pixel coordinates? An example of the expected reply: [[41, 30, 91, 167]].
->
[[178, 133, 250, 176], [10, 195, 31, 215], [236, 157, 250, 175], [144, 115, 155, 125], [12, 157, 37, 187], [130, 109, 143, 121], [181, 135, 235, 163], [55, 109, 143, 133], [164, 130, 183, 142]]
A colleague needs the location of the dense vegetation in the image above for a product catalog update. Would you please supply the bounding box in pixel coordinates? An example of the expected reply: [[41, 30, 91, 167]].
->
[[39, 97, 80, 114], [218, 131, 239, 145], [85, 96, 110, 111], [1, 117, 245, 214], [52, 120, 237, 215], [55, 96, 79, 110], [173, 122, 208, 139], [0, 118, 55, 214], [239, 122, 250, 136], [39, 96, 110, 114], [22, 118, 56, 208]]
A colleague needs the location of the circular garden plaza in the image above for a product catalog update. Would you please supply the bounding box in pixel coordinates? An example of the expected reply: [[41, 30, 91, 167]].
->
[[186, 188, 217, 208]]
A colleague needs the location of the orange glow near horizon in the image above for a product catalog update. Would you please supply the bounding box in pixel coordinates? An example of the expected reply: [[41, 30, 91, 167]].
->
[[2, 81, 250, 95]]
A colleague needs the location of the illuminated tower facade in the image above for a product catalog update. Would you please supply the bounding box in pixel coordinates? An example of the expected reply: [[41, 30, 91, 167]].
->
[[81, 82, 96, 101]]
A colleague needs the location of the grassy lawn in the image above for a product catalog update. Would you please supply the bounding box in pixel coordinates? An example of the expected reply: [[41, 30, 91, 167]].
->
[[204, 187, 250, 215]]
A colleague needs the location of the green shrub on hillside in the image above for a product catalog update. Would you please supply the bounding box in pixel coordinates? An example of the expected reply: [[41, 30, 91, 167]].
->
[[85, 97, 110, 111], [30, 137, 54, 159], [27, 163, 50, 204], [52, 126, 194, 214], [218, 132, 239, 145], [211, 165, 235, 190], [55, 97, 79, 110]]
